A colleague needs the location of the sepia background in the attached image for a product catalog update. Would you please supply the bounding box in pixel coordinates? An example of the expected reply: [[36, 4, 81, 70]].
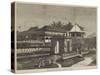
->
[[16, 3, 96, 37]]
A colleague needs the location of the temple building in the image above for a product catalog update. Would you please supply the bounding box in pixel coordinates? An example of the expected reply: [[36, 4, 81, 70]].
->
[[17, 23, 85, 60]]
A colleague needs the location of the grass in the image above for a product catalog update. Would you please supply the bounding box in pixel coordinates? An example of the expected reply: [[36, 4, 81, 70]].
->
[[17, 56, 84, 70]]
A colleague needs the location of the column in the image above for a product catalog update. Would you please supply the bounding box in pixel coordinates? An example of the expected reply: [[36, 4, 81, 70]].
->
[[55, 41, 59, 54], [64, 39, 67, 52], [70, 39, 72, 52]]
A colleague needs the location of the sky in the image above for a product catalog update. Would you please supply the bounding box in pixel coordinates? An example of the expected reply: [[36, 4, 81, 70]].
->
[[15, 2, 97, 36]]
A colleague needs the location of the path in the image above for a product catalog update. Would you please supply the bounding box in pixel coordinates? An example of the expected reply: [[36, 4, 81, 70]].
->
[[71, 57, 93, 67]]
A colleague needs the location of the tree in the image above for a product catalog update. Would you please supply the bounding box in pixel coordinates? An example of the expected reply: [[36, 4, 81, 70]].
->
[[63, 22, 73, 31], [50, 21, 63, 29]]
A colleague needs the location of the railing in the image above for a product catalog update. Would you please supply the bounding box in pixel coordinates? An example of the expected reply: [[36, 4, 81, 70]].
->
[[17, 42, 51, 49], [17, 53, 50, 59], [81, 50, 89, 55], [17, 40, 44, 43], [62, 51, 80, 59], [17, 48, 50, 53]]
